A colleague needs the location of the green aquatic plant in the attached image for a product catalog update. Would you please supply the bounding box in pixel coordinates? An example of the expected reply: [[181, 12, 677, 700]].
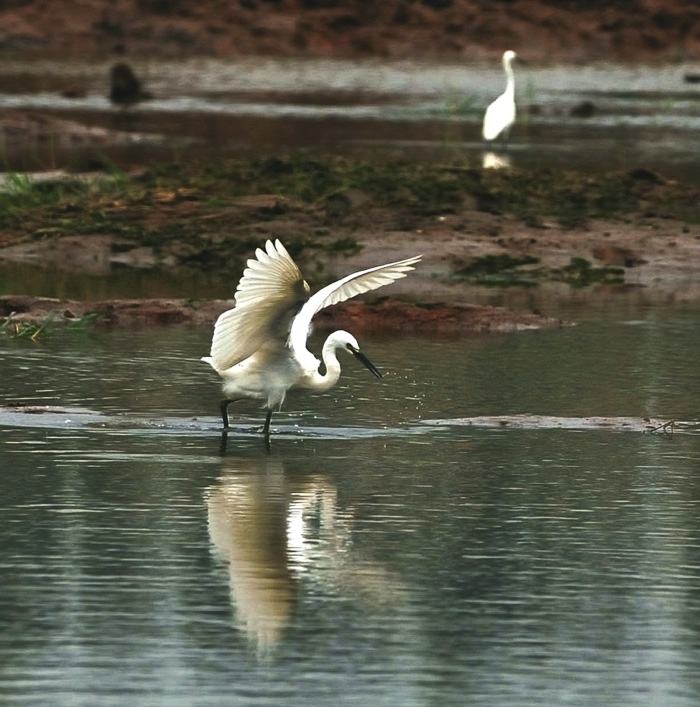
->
[[324, 237, 363, 256], [454, 253, 541, 287], [443, 93, 480, 118], [65, 312, 102, 330], [0, 172, 92, 212], [0, 311, 102, 339], [452, 254, 625, 289], [0, 312, 55, 340], [555, 257, 625, 287], [0, 157, 653, 241]]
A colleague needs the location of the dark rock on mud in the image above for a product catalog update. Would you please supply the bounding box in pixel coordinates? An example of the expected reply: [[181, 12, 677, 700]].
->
[[570, 100, 596, 118], [108, 61, 153, 106]]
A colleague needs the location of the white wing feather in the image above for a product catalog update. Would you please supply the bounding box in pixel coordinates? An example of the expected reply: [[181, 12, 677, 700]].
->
[[205, 240, 309, 371], [289, 253, 422, 356], [482, 93, 515, 141]]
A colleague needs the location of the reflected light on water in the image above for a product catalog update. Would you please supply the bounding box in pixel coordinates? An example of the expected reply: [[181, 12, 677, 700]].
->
[[206, 450, 407, 657], [207, 454, 297, 655], [482, 150, 512, 170]]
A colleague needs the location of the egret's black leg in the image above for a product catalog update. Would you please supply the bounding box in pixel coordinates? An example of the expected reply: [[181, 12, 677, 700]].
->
[[262, 409, 273, 437], [220, 399, 236, 429], [219, 430, 229, 455]]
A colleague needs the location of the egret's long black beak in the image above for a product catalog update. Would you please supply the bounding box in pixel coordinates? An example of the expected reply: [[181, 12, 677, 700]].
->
[[348, 344, 382, 379]]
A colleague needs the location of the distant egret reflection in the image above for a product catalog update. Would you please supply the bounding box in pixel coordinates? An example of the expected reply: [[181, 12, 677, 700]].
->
[[482, 150, 512, 170]]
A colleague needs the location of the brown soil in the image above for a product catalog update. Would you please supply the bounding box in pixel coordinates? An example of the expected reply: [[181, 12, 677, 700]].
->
[[1, 157, 699, 333], [0, 0, 698, 63], [0, 294, 568, 334], [1, 173, 698, 333], [2, 172, 698, 298]]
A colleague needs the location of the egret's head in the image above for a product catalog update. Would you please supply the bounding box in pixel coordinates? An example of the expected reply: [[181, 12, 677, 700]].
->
[[332, 330, 360, 351], [334, 330, 382, 380], [504, 50, 517, 63]]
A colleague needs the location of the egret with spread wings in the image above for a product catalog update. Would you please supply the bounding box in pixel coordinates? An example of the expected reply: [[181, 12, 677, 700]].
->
[[202, 239, 421, 435]]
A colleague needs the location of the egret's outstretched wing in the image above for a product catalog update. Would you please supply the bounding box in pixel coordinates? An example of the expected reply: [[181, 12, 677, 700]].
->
[[206, 240, 310, 371], [289, 254, 422, 355]]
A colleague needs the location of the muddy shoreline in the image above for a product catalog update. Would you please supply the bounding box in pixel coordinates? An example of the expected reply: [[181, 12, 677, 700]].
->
[[0, 294, 570, 334], [0, 155, 698, 334]]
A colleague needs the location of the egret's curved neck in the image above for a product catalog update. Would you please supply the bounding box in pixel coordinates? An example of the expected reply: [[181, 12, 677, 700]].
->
[[503, 58, 515, 96], [311, 336, 344, 393]]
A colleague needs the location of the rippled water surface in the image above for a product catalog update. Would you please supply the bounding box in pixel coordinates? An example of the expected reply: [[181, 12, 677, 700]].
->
[[1, 304, 699, 706], [1, 54, 700, 705]]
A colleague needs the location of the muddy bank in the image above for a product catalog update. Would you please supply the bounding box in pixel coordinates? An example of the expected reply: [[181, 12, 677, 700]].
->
[[0, 110, 151, 153], [420, 415, 698, 434], [0, 158, 698, 313], [0, 0, 698, 63], [0, 157, 697, 337], [0, 294, 567, 334]]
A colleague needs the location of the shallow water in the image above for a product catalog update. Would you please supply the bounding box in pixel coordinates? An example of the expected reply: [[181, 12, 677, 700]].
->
[[1, 55, 700, 704], [1, 57, 699, 180], [1, 303, 699, 705]]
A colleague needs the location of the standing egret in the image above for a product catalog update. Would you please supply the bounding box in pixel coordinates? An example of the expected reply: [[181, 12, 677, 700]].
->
[[202, 239, 421, 435], [482, 50, 517, 143]]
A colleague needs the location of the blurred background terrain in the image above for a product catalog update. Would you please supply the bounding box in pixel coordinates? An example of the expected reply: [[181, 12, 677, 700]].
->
[[0, 0, 698, 62]]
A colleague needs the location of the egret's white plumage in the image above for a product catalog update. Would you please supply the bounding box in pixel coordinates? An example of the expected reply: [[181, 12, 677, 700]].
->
[[202, 239, 421, 434], [482, 50, 517, 143]]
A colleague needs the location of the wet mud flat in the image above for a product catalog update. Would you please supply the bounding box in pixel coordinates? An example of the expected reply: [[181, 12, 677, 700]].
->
[[0, 155, 699, 334]]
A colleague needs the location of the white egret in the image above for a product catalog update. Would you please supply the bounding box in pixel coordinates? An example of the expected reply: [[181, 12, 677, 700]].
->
[[482, 50, 517, 143], [202, 239, 421, 435]]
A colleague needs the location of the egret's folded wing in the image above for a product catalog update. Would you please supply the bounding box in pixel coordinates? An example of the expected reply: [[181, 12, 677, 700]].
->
[[289, 254, 421, 353], [207, 240, 310, 371]]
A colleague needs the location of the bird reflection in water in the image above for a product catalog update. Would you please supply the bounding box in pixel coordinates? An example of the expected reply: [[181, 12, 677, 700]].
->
[[206, 450, 404, 656], [482, 150, 512, 170], [207, 454, 297, 654]]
